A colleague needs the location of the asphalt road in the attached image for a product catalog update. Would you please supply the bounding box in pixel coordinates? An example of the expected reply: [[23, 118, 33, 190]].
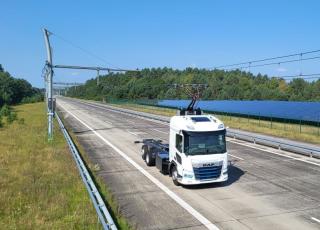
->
[[57, 97, 320, 230]]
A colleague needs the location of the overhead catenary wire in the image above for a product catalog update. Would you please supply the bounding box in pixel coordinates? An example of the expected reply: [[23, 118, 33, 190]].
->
[[213, 49, 320, 69], [208, 48, 320, 81], [50, 31, 123, 70], [222, 55, 320, 71], [47, 29, 319, 83], [278, 73, 320, 80]]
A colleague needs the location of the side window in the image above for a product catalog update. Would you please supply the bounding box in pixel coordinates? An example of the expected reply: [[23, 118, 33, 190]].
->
[[175, 134, 183, 152]]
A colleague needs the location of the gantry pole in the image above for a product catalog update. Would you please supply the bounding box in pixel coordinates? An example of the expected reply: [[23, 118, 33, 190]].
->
[[43, 28, 54, 140], [97, 69, 100, 85]]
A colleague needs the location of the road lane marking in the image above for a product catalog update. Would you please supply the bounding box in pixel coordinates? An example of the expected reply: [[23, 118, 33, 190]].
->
[[58, 103, 219, 230], [228, 154, 244, 161], [227, 139, 320, 167], [127, 130, 138, 136], [152, 128, 167, 134], [80, 101, 170, 125], [311, 217, 320, 224]]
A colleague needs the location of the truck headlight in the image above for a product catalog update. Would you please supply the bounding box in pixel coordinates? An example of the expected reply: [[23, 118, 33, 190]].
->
[[183, 171, 194, 178]]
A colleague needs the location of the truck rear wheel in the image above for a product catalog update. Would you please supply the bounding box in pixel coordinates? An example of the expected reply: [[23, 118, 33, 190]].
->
[[141, 145, 147, 160], [171, 165, 180, 186], [145, 151, 155, 166]]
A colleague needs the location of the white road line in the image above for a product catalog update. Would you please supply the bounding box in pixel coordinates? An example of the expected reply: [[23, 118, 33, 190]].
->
[[311, 217, 320, 224], [152, 128, 167, 134], [83, 102, 169, 125], [58, 103, 219, 230], [127, 130, 138, 136], [228, 154, 244, 161], [227, 139, 320, 167], [126, 119, 136, 124]]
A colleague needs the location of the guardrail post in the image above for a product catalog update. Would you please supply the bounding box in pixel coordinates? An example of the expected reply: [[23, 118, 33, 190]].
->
[[299, 118, 302, 133], [317, 116, 319, 136]]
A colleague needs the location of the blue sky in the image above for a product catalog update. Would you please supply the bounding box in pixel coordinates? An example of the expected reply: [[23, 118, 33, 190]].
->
[[0, 0, 319, 87]]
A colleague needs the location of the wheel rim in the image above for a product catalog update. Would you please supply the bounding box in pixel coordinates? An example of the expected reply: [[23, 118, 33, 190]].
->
[[146, 153, 149, 163], [172, 167, 177, 180]]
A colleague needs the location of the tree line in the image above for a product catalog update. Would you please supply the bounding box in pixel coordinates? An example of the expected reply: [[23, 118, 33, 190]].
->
[[66, 68, 320, 101], [0, 64, 43, 108]]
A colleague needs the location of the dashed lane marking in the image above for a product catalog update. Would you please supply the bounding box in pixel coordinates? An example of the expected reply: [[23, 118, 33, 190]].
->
[[311, 217, 320, 224], [227, 139, 320, 167], [228, 154, 244, 161], [152, 128, 167, 134]]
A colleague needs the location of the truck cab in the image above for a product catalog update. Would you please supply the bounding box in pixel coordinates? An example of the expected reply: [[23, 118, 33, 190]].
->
[[168, 114, 228, 185]]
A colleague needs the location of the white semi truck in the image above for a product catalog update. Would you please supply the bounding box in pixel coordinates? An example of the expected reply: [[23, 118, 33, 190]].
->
[[137, 106, 228, 186]]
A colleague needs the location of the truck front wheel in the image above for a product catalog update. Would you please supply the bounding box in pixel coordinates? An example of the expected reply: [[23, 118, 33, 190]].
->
[[171, 165, 180, 186]]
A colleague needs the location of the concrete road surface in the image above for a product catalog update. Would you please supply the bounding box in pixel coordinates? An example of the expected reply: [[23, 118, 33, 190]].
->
[[56, 97, 320, 230]]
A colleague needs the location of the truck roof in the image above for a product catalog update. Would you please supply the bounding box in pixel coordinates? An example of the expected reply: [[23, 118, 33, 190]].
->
[[170, 114, 225, 132]]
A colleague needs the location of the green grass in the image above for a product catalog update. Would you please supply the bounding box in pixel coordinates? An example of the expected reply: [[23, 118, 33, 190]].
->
[[109, 102, 320, 145], [0, 103, 102, 229]]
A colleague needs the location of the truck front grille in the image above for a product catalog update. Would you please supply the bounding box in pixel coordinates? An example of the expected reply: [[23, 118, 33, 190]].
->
[[193, 166, 222, 181]]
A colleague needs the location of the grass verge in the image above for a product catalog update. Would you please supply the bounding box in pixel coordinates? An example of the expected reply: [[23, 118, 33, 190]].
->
[[109, 102, 320, 145], [0, 102, 101, 229]]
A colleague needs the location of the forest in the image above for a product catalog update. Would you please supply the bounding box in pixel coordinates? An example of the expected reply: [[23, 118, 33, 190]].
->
[[66, 68, 320, 102], [0, 64, 43, 108]]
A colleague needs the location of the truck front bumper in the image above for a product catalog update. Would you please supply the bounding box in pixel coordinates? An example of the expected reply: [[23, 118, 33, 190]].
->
[[178, 173, 228, 185]]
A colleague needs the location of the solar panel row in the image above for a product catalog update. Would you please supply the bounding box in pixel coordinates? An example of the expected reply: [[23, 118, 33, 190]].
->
[[158, 100, 320, 123]]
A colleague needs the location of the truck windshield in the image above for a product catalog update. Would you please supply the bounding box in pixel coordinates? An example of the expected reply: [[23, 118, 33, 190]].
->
[[183, 130, 226, 155]]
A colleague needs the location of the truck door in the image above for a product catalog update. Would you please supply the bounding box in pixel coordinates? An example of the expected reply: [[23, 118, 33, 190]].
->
[[175, 134, 183, 165]]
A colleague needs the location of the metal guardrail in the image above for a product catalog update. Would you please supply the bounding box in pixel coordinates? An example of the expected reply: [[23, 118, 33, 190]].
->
[[226, 130, 320, 159], [85, 101, 320, 159], [56, 112, 117, 230]]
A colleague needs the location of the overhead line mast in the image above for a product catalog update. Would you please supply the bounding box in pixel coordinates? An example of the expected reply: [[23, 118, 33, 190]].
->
[[43, 28, 54, 140], [42, 28, 139, 140]]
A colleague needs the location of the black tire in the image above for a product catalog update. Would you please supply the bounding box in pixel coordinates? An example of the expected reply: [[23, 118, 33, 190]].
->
[[145, 151, 155, 166], [171, 165, 180, 186], [141, 145, 147, 160]]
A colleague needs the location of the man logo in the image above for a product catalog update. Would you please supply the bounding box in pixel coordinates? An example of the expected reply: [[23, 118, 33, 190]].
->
[[203, 163, 215, 167]]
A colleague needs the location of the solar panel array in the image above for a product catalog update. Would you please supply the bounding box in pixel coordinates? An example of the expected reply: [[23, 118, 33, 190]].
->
[[158, 100, 320, 123]]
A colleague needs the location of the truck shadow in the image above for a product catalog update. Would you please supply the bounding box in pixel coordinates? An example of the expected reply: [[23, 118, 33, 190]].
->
[[182, 164, 245, 190]]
